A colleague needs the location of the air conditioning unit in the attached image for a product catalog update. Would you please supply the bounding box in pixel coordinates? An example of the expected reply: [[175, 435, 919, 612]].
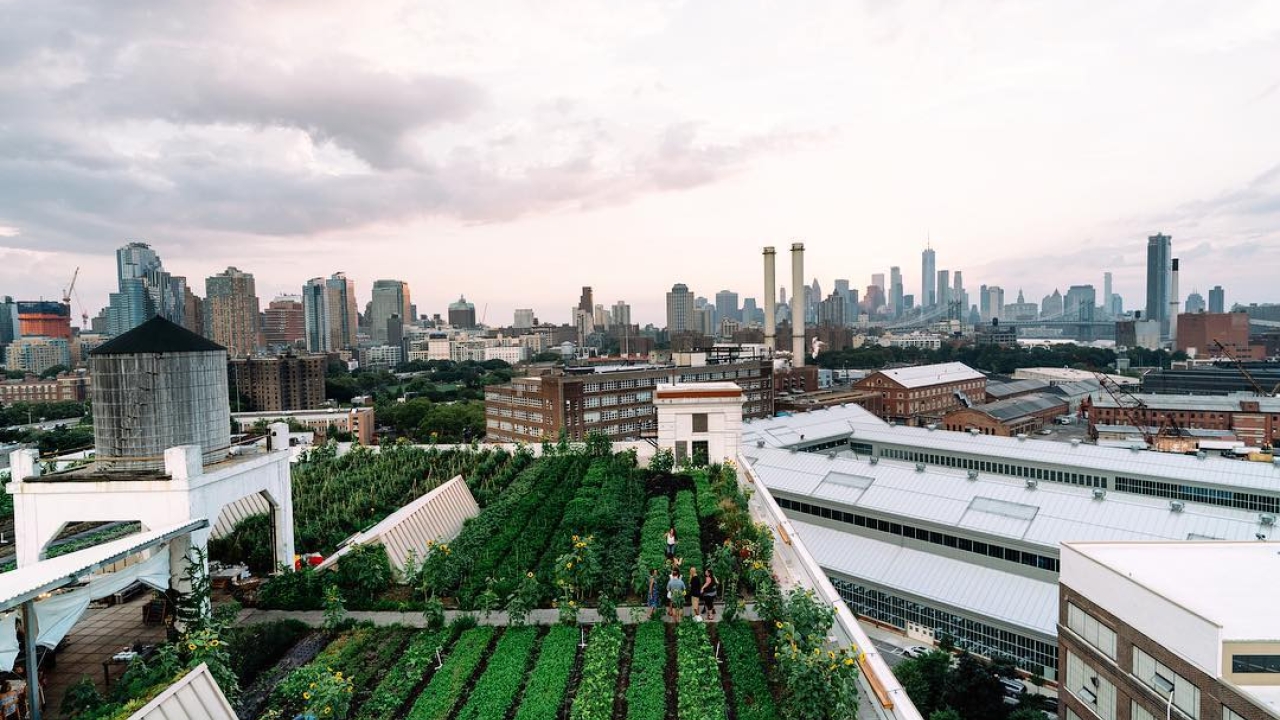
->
[[968, 470, 979, 480], [1016, 434, 1028, 442], [1170, 500, 1185, 513], [827, 451, 837, 460], [1070, 439, 1081, 447], [1092, 488, 1107, 501], [756, 440, 765, 448], [915, 462, 926, 473], [1026, 479, 1038, 489], [1261, 514, 1277, 526], [869, 457, 879, 465]]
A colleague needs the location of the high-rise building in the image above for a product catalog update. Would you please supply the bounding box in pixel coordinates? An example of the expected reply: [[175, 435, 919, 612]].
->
[[228, 354, 326, 412], [205, 266, 260, 357], [0, 297, 17, 349], [666, 283, 696, 334], [936, 270, 951, 309], [952, 271, 966, 315], [985, 286, 1005, 321], [16, 301, 71, 340], [264, 295, 305, 349], [1042, 289, 1063, 318], [105, 241, 187, 335], [302, 273, 358, 353], [715, 290, 740, 323], [1102, 271, 1113, 316], [1064, 285, 1097, 321], [5, 336, 71, 374], [922, 246, 936, 308], [1184, 291, 1206, 314], [513, 308, 536, 329], [818, 292, 846, 327], [578, 287, 593, 316], [448, 296, 477, 329], [610, 301, 631, 328], [870, 273, 885, 292], [1146, 233, 1172, 338], [889, 267, 903, 318], [183, 286, 204, 337], [1208, 285, 1225, 314], [369, 279, 411, 345], [741, 298, 759, 326]]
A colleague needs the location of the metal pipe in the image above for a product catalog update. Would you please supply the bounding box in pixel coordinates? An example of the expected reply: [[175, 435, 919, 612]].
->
[[763, 247, 776, 350], [23, 600, 40, 720], [791, 242, 805, 367]]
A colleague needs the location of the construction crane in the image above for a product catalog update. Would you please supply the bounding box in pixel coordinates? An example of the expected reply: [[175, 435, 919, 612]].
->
[[1213, 339, 1273, 396], [61, 267, 79, 305], [62, 266, 90, 328], [1090, 372, 1156, 446]]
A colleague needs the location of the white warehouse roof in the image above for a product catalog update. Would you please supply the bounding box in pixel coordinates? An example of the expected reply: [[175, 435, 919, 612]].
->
[[869, 362, 985, 389], [749, 447, 1275, 546], [795, 520, 1058, 635], [741, 403, 886, 449]]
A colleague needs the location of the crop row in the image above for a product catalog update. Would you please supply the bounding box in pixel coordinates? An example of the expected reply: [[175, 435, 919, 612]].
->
[[719, 622, 780, 720], [355, 625, 456, 720], [455, 626, 539, 720], [673, 490, 704, 573], [490, 455, 590, 599], [511, 625, 581, 720], [624, 622, 667, 720], [464, 446, 534, 507], [569, 623, 624, 720], [676, 621, 729, 720], [405, 626, 497, 720], [693, 470, 719, 519], [634, 496, 672, 592], [266, 626, 385, 717]]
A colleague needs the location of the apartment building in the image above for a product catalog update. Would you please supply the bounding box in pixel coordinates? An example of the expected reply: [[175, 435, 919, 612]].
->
[[0, 371, 91, 404], [227, 354, 326, 412]]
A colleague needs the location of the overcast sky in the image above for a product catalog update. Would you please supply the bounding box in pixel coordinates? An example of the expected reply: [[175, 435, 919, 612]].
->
[[2, 0, 1280, 326]]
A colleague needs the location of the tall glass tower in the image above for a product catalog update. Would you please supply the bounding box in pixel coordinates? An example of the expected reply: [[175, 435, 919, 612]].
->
[[1146, 233, 1172, 338], [921, 247, 936, 308]]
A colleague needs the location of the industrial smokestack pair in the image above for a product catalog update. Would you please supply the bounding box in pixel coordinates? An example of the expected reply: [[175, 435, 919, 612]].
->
[[762, 243, 806, 367]]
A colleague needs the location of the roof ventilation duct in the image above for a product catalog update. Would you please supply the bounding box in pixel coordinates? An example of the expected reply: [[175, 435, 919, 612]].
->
[[1170, 500, 1185, 513], [1092, 488, 1107, 501], [1026, 479, 1038, 489], [915, 462, 926, 473]]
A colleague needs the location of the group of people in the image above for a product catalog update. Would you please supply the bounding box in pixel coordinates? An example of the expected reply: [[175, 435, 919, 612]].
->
[[646, 526, 719, 622]]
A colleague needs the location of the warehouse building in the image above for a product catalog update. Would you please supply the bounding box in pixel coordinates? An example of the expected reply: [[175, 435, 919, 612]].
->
[[1090, 392, 1280, 447], [853, 362, 986, 425], [942, 392, 1068, 436]]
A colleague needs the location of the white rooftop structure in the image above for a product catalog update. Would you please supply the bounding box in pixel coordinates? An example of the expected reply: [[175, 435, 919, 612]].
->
[[871, 362, 984, 388], [1093, 392, 1280, 412], [741, 403, 885, 450], [1062, 541, 1280, 715], [1013, 366, 1138, 386]]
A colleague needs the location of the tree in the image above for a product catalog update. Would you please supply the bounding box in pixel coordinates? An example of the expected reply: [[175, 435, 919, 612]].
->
[[928, 710, 962, 720], [894, 650, 952, 717], [942, 653, 1009, 720], [39, 364, 70, 379], [1007, 709, 1046, 720]]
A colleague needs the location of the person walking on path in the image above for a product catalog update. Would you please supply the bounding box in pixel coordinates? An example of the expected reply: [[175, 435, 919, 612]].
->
[[688, 566, 702, 619], [701, 569, 719, 620], [646, 568, 661, 619], [666, 568, 686, 621], [665, 526, 677, 559]]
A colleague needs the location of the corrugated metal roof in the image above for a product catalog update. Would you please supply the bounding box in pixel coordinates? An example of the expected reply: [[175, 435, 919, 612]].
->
[[868, 362, 985, 389], [962, 393, 1067, 422], [1093, 393, 1280, 412], [850, 424, 1280, 492], [748, 447, 1275, 548], [985, 379, 1051, 399], [741, 403, 885, 448], [0, 520, 208, 610], [126, 663, 237, 720], [793, 520, 1059, 635]]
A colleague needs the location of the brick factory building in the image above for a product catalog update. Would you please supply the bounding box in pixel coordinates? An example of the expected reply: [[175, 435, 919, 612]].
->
[[1090, 393, 1280, 447], [942, 392, 1068, 437], [228, 354, 327, 412], [853, 362, 986, 425]]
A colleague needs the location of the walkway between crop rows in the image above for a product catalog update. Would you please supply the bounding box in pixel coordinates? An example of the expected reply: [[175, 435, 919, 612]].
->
[[237, 603, 762, 627]]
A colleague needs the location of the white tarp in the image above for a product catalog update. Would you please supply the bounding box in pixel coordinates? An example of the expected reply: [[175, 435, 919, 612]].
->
[[0, 550, 170, 671]]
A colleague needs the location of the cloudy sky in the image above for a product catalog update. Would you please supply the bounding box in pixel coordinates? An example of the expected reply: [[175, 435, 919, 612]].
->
[[3, 0, 1280, 326]]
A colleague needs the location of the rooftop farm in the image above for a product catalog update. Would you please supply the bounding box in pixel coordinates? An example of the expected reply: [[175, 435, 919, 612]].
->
[[190, 441, 863, 720]]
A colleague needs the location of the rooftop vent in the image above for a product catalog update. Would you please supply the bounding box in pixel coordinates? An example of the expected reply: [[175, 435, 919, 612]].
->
[[1070, 439, 1081, 447], [967, 469, 979, 480], [915, 462, 926, 473], [869, 456, 879, 465], [969, 428, 980, 436], [926, 424, 937, 431], [1026, 479, 1038, 489], [1170, 500, 1185, 513], [827, 451, 837, 460], [1196, 451, 1207, 460], [1129, 444, 1144, 453], [1262, 514, 1277, 526], [756, 440, 765, 448], [1016, 434, 1028, 442], [1092, 488, 1107, 501], [840, 402, 847, 408], [789, 447, 797, 454]]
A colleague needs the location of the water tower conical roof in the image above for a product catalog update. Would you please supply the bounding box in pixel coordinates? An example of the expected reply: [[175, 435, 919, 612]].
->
[[91, 316, 225, 355]]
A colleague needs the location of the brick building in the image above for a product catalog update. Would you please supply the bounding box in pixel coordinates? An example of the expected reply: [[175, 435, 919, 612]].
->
[[1090, 393, 1280, 447], [227, 354, 327, 412], [232, 406, 374, 445], [1177, 311, 1255, 358], [1060, 541, 1280, 720], [0, 371, 91, 404], [942, 392, 1067, 437], [484, 355, 774, 443], [853, 362, 986, 425]]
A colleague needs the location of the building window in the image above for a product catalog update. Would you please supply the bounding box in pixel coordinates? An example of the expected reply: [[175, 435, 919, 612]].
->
[[1232, 655, 1280, 673], [1067, 603, 1117, 659], [692, 413, 708, 432], [1133, 647, 1200, 719], [1066, 650, 1115, 720], [1223, 707, 1247, 720]]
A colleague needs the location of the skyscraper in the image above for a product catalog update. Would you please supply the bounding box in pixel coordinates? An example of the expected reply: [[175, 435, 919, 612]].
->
[[1064, 285, 1097, 321], [715, 290, 740, 323], [1103, 272, 1113, 317], [922, 246, 936, 308], [1185, 291, 1206, 314], [302, 273, 358, 352], [370, 279, 411, 345], [611, 301, 631, 328], [1208, 286, 1225, 314], [666, 283, 696, 334], [1042, 289, 1063, 318], [105, 241, 187, 335], [205, 266, 260, 356], [1146, 233, 1172, 338], [448, 296, 477, 329], [936, 270, 951, 309], [578, 287, 593, 316], [985, 286, 1005, 321], [741, 298, 760, 326], [514, 308, 536, 329], [952, 271, 965, 313], [889, 267, 903, 318]]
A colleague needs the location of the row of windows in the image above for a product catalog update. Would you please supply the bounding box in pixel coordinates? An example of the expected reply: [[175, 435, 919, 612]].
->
[[1232, 654, 1280, 673], [1067, 603, 1116, 660], [774, 496, 1060, 572], [878, 447, 1108, 488], [1133, 646, 1200, 719], [1114, 476, 1280, 514], [830, 577, 1058, 674]]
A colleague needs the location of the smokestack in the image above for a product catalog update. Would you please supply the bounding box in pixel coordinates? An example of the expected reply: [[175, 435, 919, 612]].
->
[[1169, 258, 1180, 345], [763, 247, 777, 350], [791, 242, 805, 367]]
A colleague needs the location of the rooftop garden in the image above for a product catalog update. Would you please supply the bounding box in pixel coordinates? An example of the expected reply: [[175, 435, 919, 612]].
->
[[196, 439, 864, 720]]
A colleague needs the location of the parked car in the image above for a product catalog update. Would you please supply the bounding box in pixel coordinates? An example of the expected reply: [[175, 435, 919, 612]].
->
[[999, 677, 1025, 696], [902, 645, 932, 658]]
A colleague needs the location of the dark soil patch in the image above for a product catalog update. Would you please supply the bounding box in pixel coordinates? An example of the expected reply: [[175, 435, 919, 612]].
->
[[443, 627, 505, 720], [707, 624, 738, 720], [748, 621, 785, 704], [613, 624, 636, 720], [664, 622, 678, 720], [235, 630, 332, 719], [558, 626, 590, 720], [643, 473, 695, 500], [348, 628, 414, 717]]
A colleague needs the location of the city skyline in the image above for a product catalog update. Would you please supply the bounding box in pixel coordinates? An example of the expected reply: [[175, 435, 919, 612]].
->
[[3, 2, 1280, 325]]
